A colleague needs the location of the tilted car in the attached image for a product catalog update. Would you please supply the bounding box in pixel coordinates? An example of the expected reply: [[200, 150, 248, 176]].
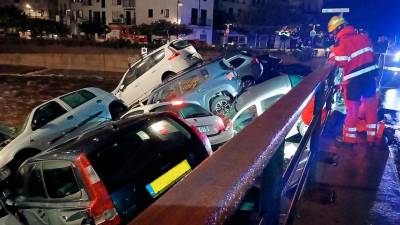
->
[[0, 88, 127, 182], [230, 75, 303, 133], [147, 57, 242, 115], [225, 52, 264, 88], [122, 101, 234, 148], [113, 39, 203, 106], [7, 113, 212, 225]]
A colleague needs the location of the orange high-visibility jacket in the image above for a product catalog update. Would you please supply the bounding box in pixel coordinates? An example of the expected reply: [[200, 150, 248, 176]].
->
[[332, 26, 377, 83]]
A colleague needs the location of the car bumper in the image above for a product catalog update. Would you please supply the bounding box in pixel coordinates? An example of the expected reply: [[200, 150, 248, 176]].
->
[[208, 127, 234, 147]]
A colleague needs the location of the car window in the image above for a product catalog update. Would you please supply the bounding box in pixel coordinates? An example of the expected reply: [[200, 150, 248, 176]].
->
[[60, 90, 96, 109], [123, 57, 156, 86], [229, 57, 246, 68], [151, 85, 179, 103], [170, 40, 192, 50], [15, 163, 46, 200], [152, 104, 212, 119], [32, 101, 67, 130], [88, 117, 208, 200], [42, 161, 81, 199], [152, 49, 165, 64], [233, 105, 258, 133], [260, 95, 284, 112]]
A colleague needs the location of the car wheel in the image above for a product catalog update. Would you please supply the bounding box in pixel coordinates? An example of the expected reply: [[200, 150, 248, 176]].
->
[[210, 95, 232, 115], [162, 72, 177, 82], [241, 77, 255, 89]]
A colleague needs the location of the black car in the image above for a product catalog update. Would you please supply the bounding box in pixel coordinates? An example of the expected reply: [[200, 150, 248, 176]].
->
[[6, 113, 212, 225]]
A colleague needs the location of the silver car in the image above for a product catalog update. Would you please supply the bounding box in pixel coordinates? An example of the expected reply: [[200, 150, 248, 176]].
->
[[231, 75, 303, 133], [122, 101, 234, 148], [147, 57, 242, 115], [0, 87, 127, 181]]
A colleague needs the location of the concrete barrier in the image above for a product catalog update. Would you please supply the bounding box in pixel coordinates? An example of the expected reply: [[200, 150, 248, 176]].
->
[[0, 50, 220, 73]]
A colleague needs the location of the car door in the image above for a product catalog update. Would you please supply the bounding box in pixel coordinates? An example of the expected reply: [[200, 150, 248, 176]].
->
[[232, 104, 258, 133], [59, 89, 108, 127], [14, 162, 50, 225], [119, 57, 155, 105], [139, 49, 165, 98], [42, 160, 90, 225], [29, 101, 79, 149]]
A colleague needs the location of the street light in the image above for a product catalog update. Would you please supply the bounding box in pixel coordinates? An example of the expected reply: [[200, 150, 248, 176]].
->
[[26, 4, 31, 9], [177, 0, 183, 24]]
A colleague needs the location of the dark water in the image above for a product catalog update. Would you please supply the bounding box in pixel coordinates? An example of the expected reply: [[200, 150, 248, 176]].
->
[[0, 74, 120, 127]]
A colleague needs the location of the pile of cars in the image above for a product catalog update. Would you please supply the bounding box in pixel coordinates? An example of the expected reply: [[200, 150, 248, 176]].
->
[[0, 39, 305, 225]]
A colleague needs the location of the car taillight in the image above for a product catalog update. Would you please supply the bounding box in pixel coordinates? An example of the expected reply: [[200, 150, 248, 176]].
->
[[76, 154, 121, 225], [168, 48, 181, 61], [252, 57, 259, 64], [189, 124, 212, 155], [226, 71, 235, 80], [217, 116, 225, 132]]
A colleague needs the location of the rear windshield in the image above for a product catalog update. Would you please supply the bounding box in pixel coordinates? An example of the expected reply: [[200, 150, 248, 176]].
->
[[151, 104, 212, 119], [170, 40, 192, 50], [60, 90, 96, 108], [87, 117, 208, 198], [150, 73, 207, 103]]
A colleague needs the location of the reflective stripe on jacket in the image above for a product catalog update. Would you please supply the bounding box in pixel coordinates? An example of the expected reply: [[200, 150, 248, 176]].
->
[[332, 26, 376, 82]]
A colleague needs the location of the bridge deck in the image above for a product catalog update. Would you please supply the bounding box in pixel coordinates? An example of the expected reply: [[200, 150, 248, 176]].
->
[[293, 111, 400, 225]]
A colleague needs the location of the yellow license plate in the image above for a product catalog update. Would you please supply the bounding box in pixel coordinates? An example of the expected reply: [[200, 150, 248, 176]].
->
[[146, 160, 192, 198]]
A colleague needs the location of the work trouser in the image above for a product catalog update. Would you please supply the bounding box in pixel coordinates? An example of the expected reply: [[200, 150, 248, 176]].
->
[[342, 70, 378, 143]]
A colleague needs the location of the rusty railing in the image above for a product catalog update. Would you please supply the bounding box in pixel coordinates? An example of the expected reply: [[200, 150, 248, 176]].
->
[[129, 63, 336, 225]]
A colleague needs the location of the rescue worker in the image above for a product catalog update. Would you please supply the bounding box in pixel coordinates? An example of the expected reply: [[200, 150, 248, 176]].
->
[[327, 16, 379, 146]]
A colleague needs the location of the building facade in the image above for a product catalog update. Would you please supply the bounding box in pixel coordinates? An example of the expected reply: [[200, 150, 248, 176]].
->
[[16, 0, 58, 20], [135, 0, 214, 44]]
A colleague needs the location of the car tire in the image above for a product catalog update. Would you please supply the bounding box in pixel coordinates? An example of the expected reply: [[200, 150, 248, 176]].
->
[[241, 76, 256, 89], [162, 72, 177, 82], [210, 95, 233, 116]]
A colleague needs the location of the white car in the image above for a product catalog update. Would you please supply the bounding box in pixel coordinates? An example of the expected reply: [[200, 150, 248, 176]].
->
[[113, 39, 203, 106], [122, 101, 234, 148], [0, 87, 127, 181]]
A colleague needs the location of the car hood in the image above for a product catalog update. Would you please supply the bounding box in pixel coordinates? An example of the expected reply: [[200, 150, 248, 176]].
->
[[0, 124, 16, 150]]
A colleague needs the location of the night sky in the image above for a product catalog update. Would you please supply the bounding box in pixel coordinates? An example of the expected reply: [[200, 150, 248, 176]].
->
[[323, 0, 400, 37]]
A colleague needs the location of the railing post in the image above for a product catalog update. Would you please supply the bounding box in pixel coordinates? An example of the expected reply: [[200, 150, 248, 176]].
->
[[260, 143, 284, 225]]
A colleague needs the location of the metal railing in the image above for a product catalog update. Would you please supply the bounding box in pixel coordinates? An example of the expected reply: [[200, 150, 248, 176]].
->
[[128, 63, 336, 225]]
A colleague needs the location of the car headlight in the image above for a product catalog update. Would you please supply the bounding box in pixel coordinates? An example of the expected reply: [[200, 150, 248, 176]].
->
[[394, 51, 400, 62]]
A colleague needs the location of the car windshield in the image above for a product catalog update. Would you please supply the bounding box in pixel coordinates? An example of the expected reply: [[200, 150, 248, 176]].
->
[[15, 113, 30, 136], [151, 103, 212, 119]]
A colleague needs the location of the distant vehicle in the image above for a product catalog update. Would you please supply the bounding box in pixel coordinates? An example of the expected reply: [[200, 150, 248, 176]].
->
[[0, 88, 127, 182], [7, 113, 212, 225], [122, 101, 234, 147], [113, 39, 203, 106], [230, 75, 303, 133], [225, 52, 264, 88], [147, 57, 241, 115]]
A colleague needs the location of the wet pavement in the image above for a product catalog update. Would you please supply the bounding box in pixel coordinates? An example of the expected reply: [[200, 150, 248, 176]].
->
[[0, 73, 121, 128]]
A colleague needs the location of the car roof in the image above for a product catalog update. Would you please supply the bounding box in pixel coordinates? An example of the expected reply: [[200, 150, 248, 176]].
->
[[234, 75, 292, 111], [24, 113, 174, 163], [33, 87, 105, 110]]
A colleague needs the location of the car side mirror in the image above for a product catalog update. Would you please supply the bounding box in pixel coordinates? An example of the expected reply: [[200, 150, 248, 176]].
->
[[5, 198, 14, 207]]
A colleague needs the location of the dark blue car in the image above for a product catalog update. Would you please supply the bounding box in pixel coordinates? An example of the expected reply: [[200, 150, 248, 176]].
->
[[8, 113, 212, 225]]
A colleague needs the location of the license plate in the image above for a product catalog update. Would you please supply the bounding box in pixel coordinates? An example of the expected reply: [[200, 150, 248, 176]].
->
[[198, 126, 210, 133], [146, 160, 192, 198]]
